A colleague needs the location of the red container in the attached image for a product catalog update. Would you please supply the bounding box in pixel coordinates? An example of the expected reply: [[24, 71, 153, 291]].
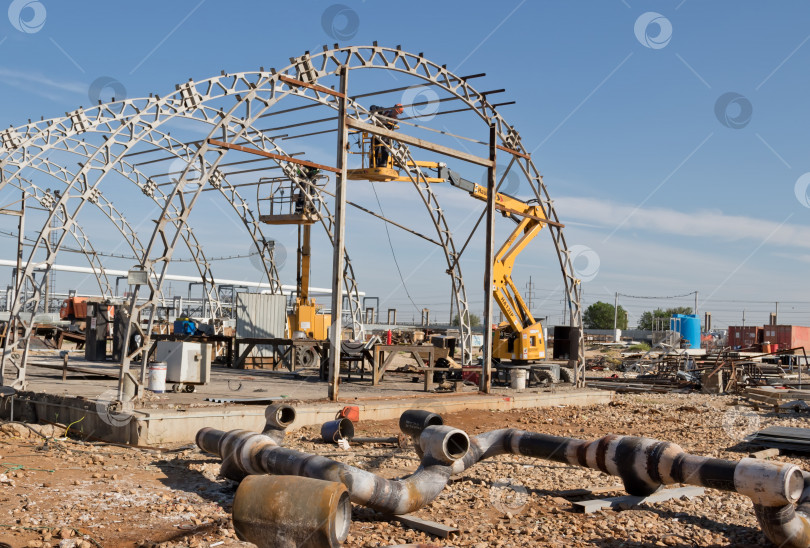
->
[[775, 325, 810, 351], [337, 406, 360, 422], [728, 326, 761, 349]]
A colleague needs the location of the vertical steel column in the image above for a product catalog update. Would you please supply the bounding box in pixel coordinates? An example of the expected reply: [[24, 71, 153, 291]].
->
[[480, 124, 497, 393], [0, 194, 25, 385], [329, 65, 349, 401], [13, 193, 25, 347]]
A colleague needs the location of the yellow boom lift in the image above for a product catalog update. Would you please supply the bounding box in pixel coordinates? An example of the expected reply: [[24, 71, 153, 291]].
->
[[347, 125, 563, 379]]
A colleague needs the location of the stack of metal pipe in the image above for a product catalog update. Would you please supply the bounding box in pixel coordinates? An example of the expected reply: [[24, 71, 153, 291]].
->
[[197, 406, 810, 548]]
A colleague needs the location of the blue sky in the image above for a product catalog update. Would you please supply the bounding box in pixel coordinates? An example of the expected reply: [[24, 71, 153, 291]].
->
[[0, 0, 809, 329]]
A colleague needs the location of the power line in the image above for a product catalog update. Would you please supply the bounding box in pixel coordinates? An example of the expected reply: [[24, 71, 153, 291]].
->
[[370, 183, 420, 314], [618, 291, 697, 300]]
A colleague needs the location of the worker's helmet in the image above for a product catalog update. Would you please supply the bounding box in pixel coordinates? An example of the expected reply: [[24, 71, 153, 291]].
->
[[394, 103, 404, 114]]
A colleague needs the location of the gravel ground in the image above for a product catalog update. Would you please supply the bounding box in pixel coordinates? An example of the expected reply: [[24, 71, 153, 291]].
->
[[0, 391, 807, 547]]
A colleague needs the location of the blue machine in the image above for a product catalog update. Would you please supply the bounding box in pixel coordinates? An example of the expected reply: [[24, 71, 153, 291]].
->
[[670, 314, 701, 349], [173, 319, 197, 336]]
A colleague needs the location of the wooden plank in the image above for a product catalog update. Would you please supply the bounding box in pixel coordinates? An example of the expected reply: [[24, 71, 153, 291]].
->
[[495, 144, 531, 160], [394, 514, 458, 538], [206, 138, 341, 174], [573, 486, 705, 514], [27, 361, 120, 380], [745, 393, 781, 406], [345, 117, 495, 168], [278, 74, 345, 99]]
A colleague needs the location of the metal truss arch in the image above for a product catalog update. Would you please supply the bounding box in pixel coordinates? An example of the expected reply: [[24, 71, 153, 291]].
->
[[0, 45, 583, 393], [6, 175, 115, 299], [301, 45, 584, 380]]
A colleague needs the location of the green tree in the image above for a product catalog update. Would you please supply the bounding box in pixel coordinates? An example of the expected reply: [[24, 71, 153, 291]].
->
[[452, 312, 481, 328], [583, 301, 627, 329], [637, 306, 693, 330]]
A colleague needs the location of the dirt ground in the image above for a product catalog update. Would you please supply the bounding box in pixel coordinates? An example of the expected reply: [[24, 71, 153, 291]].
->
[[0, 390, 807, 547]]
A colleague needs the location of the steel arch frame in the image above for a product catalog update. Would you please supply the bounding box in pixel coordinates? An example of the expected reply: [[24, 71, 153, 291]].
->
[[10, 104, 364, 325], [0, 103, 366, 392], [5, 176, 115, 298], [0, 45, 583, 395], [0, 69, 369, 394]]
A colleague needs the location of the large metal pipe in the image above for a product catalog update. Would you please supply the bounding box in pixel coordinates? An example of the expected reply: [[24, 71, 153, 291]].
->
[[436, 427, 808, 547], [233, 475, 351, 548], [197, 424, 469, 515]]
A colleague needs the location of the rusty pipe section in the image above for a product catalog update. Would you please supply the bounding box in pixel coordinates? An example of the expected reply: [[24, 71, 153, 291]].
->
[[196, 424, 469, 516], [233, 475, 351, 548], [443, 428, 807, 547]]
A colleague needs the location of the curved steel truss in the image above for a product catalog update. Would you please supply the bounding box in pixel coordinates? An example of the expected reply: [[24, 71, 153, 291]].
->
[[0, 45, 583, 395]]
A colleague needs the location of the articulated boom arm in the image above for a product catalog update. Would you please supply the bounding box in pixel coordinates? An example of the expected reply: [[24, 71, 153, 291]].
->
[[439, 166, 548, 333], [349, 150, 548, 335]]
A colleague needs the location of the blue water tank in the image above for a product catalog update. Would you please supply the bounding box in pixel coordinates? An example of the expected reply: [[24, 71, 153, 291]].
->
[[670, 314, 701, 349]]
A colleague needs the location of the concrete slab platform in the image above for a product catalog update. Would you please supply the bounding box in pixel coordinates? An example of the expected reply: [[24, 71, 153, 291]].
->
[[1, 357, 612, 445]]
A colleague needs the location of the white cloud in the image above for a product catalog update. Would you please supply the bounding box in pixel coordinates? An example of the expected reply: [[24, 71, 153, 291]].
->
[[0, 67, 87, 103], [555, 196, 810, 249]]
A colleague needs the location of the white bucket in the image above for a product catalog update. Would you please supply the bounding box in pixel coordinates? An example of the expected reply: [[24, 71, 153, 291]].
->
[[510, 368, 527, 390], [148, 362, 167, 393]]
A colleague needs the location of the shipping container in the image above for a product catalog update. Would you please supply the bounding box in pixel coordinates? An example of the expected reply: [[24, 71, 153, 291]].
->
[[728, 326, 761, 349], [775, 325, 810, 352]]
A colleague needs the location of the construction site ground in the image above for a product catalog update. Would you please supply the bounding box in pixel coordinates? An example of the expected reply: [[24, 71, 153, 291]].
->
[[1, 390, 805, 548]]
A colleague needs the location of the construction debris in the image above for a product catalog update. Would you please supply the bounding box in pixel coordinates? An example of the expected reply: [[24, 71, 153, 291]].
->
[[746, 426, 810, 453]]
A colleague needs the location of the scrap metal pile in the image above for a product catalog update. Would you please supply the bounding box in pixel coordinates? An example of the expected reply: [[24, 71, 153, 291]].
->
[[197, 404, 810, 548], [588, 345, 809, 395]]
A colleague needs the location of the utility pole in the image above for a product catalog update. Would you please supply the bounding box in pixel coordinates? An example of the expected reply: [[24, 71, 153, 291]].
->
[[742, 309, 746, 329], [328, 65, 349, 402], [694, 290, 698, 318], [775, 301, 779, 325], [525, 276, 534, 314], [613, 292, 619, 330], [480, 124, 497, 394]]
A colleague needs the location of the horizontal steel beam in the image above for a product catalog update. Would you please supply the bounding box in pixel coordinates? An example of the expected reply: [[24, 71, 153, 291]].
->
[[207, 138, 340, 174], [345, 118, 494, 168]]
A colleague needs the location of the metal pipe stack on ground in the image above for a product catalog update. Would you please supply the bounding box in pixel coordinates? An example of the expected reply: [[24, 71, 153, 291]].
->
[[198, 409, 810, 548], [413, 420, 810, 548], [197, 423, 469, 515]]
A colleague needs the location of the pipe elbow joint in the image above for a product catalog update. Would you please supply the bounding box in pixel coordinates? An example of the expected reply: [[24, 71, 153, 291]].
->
[[419, 425, 470, 464], [262, 403, 297, 444]]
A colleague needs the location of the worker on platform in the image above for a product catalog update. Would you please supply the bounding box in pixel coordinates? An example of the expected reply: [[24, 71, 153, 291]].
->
[[370, 103, 403, 168]]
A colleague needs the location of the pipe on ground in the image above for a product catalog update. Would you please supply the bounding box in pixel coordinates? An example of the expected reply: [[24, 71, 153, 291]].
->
[[233, 474, 351, 548], [197, 424, 470, 516], [435, 426, 808, 548]]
